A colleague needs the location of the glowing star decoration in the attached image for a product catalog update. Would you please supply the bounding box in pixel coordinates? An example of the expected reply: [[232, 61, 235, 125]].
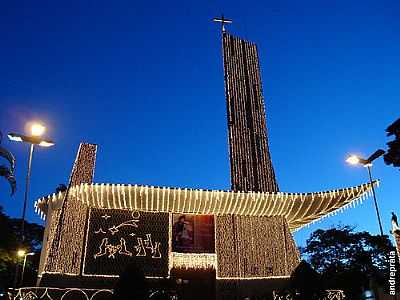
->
[[107, 211, 140, 235], [101, 214, 111, 220]]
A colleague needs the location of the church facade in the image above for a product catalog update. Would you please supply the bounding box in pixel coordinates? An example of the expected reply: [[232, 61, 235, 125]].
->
[[31, 29, 374, 299]]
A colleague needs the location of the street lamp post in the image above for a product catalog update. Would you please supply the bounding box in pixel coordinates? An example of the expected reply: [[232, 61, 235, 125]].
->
[[8, 123, 54, 241], [346, 149, 385, 236], [17, 250, 34, 286], [22, 143, 33, 242], [366, 164, 384, 237]]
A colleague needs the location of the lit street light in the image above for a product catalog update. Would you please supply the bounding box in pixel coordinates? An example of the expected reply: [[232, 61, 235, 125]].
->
[[30, 123, 46, 137], [17, 250, 34, 286], [346, 149, 385, 236], [8, 123, 55, 241]]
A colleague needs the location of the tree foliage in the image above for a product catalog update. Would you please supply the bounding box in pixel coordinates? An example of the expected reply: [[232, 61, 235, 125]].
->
[[0, 206, 44, 288], [302, 226, 397, 298], [0, 131, 16, 195], [384, 118, 400, 168]]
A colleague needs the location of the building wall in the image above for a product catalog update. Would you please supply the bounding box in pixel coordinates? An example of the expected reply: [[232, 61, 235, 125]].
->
[[215, 215, 299, 278], [39, 143, 97, 278], [37, 203, 61, 276]]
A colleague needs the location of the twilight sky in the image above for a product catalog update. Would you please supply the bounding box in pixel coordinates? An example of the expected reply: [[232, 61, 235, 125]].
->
[[0, 0, 399, 247]]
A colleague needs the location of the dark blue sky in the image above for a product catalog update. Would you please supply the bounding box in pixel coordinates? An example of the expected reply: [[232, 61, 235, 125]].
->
[[1, 1, 399, 246]]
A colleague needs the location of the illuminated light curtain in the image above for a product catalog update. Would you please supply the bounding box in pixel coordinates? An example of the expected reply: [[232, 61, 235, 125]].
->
[[43, 143, 97, 276], [171, 253, 217, 270], [39, 208, 62, 275], [215, 215, 299, 279]]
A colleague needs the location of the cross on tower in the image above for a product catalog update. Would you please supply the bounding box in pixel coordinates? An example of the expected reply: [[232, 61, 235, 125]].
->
[[212, 14, 233, 33]]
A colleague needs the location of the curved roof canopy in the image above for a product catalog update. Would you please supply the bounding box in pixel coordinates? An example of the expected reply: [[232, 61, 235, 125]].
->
[[35, 181, 376, 232]]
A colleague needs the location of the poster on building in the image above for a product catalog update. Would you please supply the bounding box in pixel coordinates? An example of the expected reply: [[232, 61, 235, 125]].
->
[[83, 208, 169, 277], [172, 214, 214, 253]]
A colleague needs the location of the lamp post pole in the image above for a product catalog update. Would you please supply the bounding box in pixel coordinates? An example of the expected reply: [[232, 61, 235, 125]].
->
[[8, 125, 54, 242], [21, 144, 34, 242], [346, 149, 385, 236], [20, 253, 34, 286], [13, 258, 20, 288], [366, 165, 384, 236], [8, 123, 55, 288], [21, 254, 28, 286]]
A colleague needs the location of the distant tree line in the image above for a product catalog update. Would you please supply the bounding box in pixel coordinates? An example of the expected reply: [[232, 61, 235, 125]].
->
[[0, 206, 44, 288], [300, 226, 399, 299]]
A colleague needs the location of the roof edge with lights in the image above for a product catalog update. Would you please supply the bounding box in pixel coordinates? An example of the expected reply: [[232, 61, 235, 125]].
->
[[34, 181, 377, 232]]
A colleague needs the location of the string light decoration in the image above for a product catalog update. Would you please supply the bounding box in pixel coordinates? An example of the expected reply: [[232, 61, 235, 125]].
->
[[36, 181, 375, 232], [222, 32, 279, 193], [272, 290, 346, 300], [219, 31, 301, 281], [37, 207, 61, 276], [34, 148, 375, 289], [33, 32, 378, 291], [10, 286, 346, 300], [10, 287, 113, 300], [215, 215, 300, 278], [82, 208, 169, 277], [41, 143, 97, 280], [171, 253, 217, 270], [35, 181, 373, 282]]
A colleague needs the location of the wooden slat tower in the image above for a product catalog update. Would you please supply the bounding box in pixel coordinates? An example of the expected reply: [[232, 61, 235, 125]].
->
[[215, 25, 300, 297], [223, 32, 279, 193]]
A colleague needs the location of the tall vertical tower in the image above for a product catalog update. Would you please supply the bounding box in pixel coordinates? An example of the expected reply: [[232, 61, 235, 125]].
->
[[222, 32, 279, 193], [215, 23, 299, 289]]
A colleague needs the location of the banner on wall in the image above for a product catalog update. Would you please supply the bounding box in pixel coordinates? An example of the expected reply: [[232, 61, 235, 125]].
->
[[172, 214, 215, 253], [83, 208, 169, 277]]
